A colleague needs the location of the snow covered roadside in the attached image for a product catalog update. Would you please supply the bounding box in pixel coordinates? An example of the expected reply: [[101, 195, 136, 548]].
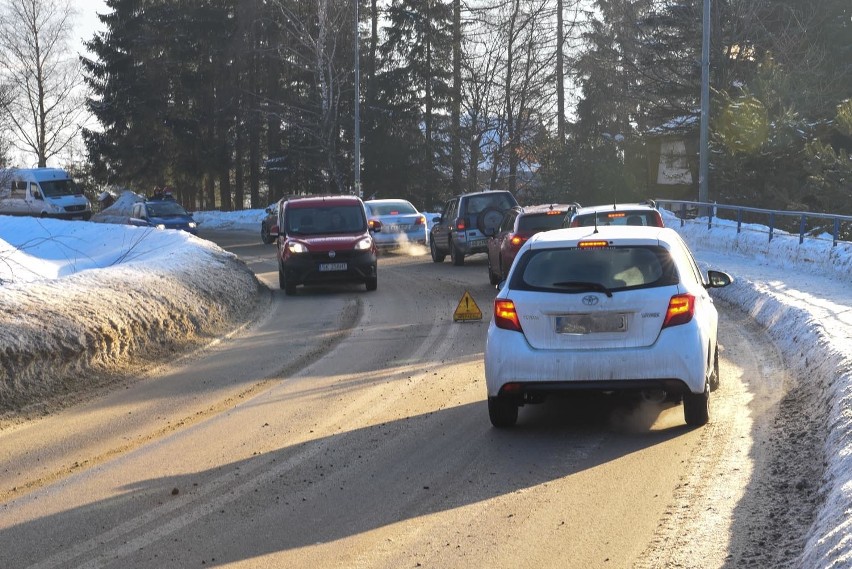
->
[[0, 217, 264, 414], [667, 211, 852, 568]]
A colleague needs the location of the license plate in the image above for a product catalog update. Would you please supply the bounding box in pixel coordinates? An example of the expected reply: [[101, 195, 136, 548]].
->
[[386, 224, 407, 233], [468, 239, 486, 248], [555, 313, 628, 334], [319, 262, 348, 272]]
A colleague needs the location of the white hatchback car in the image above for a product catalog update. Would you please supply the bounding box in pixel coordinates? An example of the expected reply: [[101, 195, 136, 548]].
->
[[484, 225, 733, 428]]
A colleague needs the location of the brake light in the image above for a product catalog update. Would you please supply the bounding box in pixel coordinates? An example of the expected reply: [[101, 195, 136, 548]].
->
[[509, 234, 526, 247], [578, 240, 609, 248], [607, 212, 626, 219], [455, 217, 466, 231], [494, 299, 523, 332], [546, 210, 563, 216], [414, 215, 425, 225], [662, 294, 695, 328], [652, 211, 664, 227]]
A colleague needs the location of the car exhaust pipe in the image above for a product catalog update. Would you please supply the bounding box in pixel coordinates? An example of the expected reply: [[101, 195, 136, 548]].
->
[[640, 389, 667, 404]]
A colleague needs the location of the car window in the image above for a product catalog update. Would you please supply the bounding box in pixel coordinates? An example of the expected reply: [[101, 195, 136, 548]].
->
[[499, 210, 517, 232], [465, 193, 515, 214], [517, 213, 566, 232], [668, 234, 704, 286], [511, 246, 678, 292], [368, 201, 417, 216], [571, 210, 657, 227], [286, 204, 366, 235], [146, 201, 188, 216]]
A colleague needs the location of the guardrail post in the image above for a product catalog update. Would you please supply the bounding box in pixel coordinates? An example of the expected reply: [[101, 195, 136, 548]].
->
[[799, 214, 806, 244], [834, 219, 840, 247], [737, 208, 742, 234], [769, 212, 774, 242], [679, 203, 685, 227]]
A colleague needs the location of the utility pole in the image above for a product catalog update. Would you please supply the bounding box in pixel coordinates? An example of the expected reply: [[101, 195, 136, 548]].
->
[[699, 0, 710, 206], [354, 0, 362, 197]]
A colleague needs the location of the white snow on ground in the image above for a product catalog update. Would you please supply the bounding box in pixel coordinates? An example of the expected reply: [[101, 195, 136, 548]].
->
[[0, 207, 850, 568]]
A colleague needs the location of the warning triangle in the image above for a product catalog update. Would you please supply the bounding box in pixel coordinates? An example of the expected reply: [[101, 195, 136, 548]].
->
[[453, 291, 483, 322]]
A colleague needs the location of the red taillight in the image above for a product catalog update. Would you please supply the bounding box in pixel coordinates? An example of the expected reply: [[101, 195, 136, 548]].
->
[[662, 294, 695, 328], [414, 215, 425, 225], [455, 218, 466, 231], [494, 299, 523, 332], [652, 211, 664, 227], [509, 234, 526, 247]]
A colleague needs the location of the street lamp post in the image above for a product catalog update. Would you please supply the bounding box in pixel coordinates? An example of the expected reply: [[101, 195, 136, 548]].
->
[[354, 0, 362, 198], [699, 0, 710, 206]]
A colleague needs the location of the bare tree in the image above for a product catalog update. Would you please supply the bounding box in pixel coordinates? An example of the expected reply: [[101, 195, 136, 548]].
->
[[0, 83, 13, 165], [0, 0, 85, 167]]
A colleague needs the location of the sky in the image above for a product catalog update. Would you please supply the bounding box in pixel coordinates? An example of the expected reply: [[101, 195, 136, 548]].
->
[[0, 208, 850, 567], [72, 0, 109, 58]]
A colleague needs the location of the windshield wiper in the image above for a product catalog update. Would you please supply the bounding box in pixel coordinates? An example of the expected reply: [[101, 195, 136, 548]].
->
[[550, 281, 613, 297]]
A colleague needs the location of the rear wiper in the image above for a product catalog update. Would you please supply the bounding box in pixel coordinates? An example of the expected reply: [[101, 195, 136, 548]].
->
[[551, 281, 613, 297]]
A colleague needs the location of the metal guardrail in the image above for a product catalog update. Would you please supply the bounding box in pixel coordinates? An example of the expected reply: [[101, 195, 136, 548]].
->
[[654, 199, 852, 247]]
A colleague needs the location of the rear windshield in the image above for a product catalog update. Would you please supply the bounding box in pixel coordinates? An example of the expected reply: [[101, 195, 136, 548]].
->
[[510, 246, 678, 292], [517, 212, 568, 232], [571, 210, 660, 227], [286, 204, 367, 235], [464, 193, 517, 214], [367, 201, 417, 216]]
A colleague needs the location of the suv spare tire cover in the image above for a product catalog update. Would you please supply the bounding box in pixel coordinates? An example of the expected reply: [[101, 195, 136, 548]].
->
[[477, 207, 504, 234]]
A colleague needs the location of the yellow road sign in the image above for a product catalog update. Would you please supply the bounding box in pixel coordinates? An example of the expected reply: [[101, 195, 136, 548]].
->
[[453, 291, 483, 322]]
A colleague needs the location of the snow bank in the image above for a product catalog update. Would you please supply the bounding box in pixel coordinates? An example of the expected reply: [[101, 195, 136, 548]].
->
[[667, 210, 852, 568], [0, 217, 264, 411]]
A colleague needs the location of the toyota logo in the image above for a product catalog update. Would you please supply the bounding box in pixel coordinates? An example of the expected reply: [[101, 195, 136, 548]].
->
[[582, 295, 599, 306], [328, 251, 336, 259]]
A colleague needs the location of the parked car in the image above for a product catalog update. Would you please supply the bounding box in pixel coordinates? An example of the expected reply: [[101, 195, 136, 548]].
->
[[364, 199, 428, 249], [274, 195, 379, 295], [430, 190, 519, 266], [484, 224, 732, 428], [565, 200, 664, 228], [0, 167, 92, 220], [261, 202, 279, 244], [485, 203, 577, 285], [129, 195, 198, 234]]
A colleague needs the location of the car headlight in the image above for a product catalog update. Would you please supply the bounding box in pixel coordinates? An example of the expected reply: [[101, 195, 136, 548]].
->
[[155, 223, 166, 230], [287, 241, 309, 254], [354, 237, 373, 251], [188, 221, 197, 228]]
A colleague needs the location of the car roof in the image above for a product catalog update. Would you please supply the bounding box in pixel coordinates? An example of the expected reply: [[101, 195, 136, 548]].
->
[[364, 198, 415, 206], [285, 195, 363, 208], [525, 224, 675, 250], [456, 190, 514, 199]]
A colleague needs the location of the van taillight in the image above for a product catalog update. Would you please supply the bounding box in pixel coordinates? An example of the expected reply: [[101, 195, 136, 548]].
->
[[662, 294, 695, 328], [494, 299, 523, 332]]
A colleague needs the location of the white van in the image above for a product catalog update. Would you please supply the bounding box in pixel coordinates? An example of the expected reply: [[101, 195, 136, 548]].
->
[[0, 168, 92, 220]]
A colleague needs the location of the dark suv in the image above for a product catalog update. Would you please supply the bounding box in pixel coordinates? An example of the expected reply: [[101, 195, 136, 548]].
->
[[429, 190, 519, 266], [275, 195, 379, 295]]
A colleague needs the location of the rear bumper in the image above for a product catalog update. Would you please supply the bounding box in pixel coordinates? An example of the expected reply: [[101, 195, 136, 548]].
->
[[484, 322, 708, 397]]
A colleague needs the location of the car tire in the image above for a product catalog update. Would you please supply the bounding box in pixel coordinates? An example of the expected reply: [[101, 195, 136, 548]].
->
[[430, 239, 446, 263], [279, 265, 297, 296], [477, 207, 504, 234], [683, 384, 709, 426], [487, 256, 500, 285], [261, 223, 272, 245], [450, 240, 465, 266], [488, 397, 519, 428], [708, 347, 720, 392], [365, 276, 378, 291]]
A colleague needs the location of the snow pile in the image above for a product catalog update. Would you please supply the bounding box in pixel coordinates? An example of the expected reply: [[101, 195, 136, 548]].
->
[[0, 216, 263, 411], [665, 210, 852, 568]]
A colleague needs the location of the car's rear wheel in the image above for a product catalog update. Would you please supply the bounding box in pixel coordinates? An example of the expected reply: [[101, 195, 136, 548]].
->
[[683, 384, 709, 426], [450, 240, 465, 266], [430, 239, 446, 263], [709, 347, 720, 392], [487, 255, 500, 285], [365, 276, 378, 291], [488, 397, 518, 428], [261, 223, 272, 244]]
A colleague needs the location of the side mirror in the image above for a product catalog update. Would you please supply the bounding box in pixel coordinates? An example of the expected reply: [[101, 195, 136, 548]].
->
[[431, 215, 442, 224], [706, 270, 733, 289]]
